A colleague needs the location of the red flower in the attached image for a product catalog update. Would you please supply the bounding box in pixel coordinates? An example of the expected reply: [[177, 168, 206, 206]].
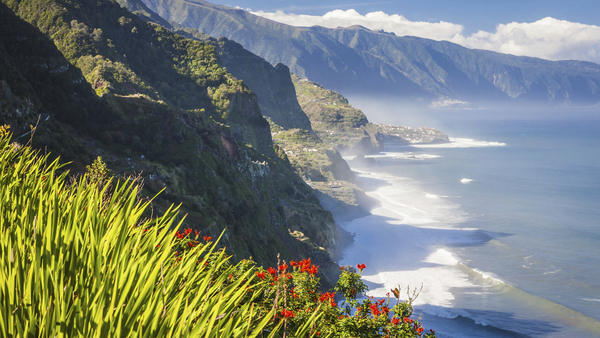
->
[[256, 272, 266, 279], [203, 236, 213, 242], [280, 309, 295, 318], [187, 241, 195, 248], [308, 265, 318, 275], [381, 306, 390, 315], [356, 263, 366, 271], [298, 258, 312, 272], [267, 267, 277, 275], [319, 292, 335, 302], [391, 317, 400, 325], [290, 260, 297, 267], [184, 228, 192, 235], [279, 263, 288, 272], [194, 230, 199, 237], [329, 299, 337, 307], [370, 303, 380, 316]]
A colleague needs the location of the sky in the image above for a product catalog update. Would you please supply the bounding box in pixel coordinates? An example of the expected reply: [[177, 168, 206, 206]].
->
[[209, 0, 600, 64]]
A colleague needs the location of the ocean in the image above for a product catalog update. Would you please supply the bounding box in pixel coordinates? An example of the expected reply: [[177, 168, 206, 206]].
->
[[338, 109, 600, 337]]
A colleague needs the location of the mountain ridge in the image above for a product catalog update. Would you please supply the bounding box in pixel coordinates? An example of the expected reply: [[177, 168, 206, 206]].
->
[[141, 0, 600, 108]]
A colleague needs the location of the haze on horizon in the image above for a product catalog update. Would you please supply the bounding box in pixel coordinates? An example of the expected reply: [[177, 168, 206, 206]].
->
[[210, 0, 600, 65]]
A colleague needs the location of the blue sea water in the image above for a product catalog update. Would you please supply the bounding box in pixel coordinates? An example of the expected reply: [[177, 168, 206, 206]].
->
[[338, 109, 600, 337]]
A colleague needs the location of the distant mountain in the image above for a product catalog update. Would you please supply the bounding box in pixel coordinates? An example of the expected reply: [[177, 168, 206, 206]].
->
[[141, 0, 600, 108]]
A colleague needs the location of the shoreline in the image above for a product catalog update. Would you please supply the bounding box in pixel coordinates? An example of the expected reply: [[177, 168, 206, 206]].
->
[[329, 142, 600, 337]]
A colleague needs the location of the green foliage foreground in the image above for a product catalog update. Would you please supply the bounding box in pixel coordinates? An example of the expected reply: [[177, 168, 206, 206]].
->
[[0, 133, 436, 337], [0, 133, 283, 337]]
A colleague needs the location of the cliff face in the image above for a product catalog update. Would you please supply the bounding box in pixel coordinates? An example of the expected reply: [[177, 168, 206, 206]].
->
[[215, 39, 313, 133], [292, 75, 383, 155], [0, 0, 342, 283]]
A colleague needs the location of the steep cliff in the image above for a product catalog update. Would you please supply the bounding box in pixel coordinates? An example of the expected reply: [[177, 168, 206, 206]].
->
[[0, 0, 342, 284], [292, 75, 448, 155], [292, 75, 383, 155]]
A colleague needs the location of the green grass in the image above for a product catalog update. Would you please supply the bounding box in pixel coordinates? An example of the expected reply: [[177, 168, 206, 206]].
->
[[0, 133, 282, 337]]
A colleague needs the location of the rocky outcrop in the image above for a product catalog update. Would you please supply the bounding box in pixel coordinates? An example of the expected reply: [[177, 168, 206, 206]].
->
[[337, 129, 384, 156], [215, 38, 313, 132]]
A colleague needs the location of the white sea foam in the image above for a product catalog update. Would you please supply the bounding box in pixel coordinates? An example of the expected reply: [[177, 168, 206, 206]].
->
[[460, 178, 474, 184], [413, 137, 506, 148], [339, 170, 484, 309], [457, 264, 508, 286], [364, 152, 443, 160], [582, 298, 600, 303], [419, 304, 459, 319]]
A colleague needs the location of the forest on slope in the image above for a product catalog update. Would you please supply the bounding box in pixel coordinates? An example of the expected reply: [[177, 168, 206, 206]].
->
[[0, 0, 344, 283]]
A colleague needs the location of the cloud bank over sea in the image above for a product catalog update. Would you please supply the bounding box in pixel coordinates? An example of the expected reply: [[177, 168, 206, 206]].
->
[[251, 9, 600, 64]]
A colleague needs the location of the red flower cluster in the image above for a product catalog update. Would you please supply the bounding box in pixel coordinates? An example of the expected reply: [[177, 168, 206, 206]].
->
[[279, 263, 288, 272], [381, 306, 389, 315], [369, 299, 386, 316], [267, 267, 277, 276], [291, 258, 319, 275], [318, 292, 335, 302], [256, 272, 266, 279], [203, 236, 213, 242], [370, 303, 380, 316], [175, 228, 194, 239], [356, 263, 366, 272], [281, 309, 295, 318]]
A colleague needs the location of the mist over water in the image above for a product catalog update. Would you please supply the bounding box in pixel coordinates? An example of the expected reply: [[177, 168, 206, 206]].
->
[[337, 107, 600, 337]]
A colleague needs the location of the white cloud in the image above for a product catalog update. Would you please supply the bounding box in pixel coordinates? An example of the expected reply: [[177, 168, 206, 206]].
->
[[251, 9, 463, 41], [251, 10, 600, 64], [450, 17, 600, 63]]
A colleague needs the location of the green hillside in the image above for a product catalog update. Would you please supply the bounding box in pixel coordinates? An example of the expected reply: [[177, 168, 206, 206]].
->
[[292, 75, 448, 155], [0, 0, 343, 281]]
